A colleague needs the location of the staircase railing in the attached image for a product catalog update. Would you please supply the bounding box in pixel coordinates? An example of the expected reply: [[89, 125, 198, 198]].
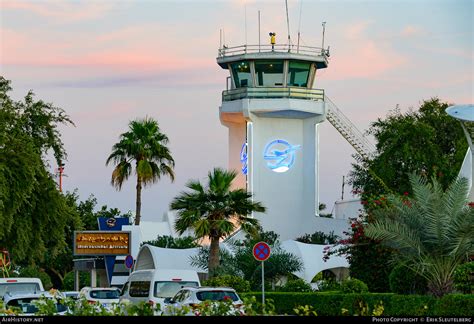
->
[[325, 96, 376, 160]]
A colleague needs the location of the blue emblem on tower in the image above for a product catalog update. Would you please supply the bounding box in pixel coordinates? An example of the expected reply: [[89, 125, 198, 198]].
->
[[263, 139, 301, 173], [240, 142, 248, 175]]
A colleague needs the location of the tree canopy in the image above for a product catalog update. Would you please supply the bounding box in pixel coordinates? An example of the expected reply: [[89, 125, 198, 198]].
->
[[106, 117, 175, 225], [365, 174, 474, 297], [349, 98, 467, 199], [171, 167, 266, 277], [0, 76, 80, 267]]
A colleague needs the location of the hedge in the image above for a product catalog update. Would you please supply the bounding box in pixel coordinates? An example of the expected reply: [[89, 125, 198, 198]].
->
[[240, 292, 474, 316]]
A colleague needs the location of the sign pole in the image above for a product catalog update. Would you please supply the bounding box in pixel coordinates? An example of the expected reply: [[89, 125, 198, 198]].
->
[[261, 261, 265, 307], [253, 241, 271, 312]]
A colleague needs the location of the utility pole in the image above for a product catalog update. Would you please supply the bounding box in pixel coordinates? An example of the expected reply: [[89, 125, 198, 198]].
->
[[57, 162, 65, 192], [341, 175, 345, 201]]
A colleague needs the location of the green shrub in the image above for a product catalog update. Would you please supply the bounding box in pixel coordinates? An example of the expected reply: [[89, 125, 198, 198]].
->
[[142, 235, 198, 249], [296, 231, 339, 244], [279, 279, 313, 292], [294, 305, 317, 316], [240, 292, 474, 316], [389, 264, 428, 294], [340, 278, 368, 293], [453, 262, 473, 294], [316, 279, 341, 292], [203, 275, 251, 293], [434, 294, 474, 316], [62, 271, 91, 291], [15, 266, 53, 290]]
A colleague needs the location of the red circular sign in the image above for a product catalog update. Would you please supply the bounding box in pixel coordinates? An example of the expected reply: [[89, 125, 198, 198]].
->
[[253, 242, 271, 261]]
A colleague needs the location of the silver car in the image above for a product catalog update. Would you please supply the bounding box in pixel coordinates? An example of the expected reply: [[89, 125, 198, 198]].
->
[[163, 286, 244, 316], [78, 287, 121, 310], [3, 291, 68, 315]]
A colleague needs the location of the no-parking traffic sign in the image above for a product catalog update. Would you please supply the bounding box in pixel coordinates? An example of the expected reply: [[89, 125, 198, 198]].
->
[[125, 254, 134, 269], [253, 242, 271, 261]]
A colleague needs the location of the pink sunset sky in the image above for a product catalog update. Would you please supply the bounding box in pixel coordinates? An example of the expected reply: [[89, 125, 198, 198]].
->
[[1, 0, 472, 224]]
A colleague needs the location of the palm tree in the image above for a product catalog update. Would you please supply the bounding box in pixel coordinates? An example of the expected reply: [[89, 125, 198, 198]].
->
[[170, 167, 266, 277], [106, 117, 175, 225], [365, 174, 474, 297]]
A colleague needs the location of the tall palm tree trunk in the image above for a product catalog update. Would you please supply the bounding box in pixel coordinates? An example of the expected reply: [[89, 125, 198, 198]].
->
[[135, 176, 142, 225], [208, 236, 220, 278]]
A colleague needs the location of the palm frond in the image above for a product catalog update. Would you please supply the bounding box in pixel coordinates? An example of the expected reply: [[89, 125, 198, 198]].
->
[[193, 218, 211, 238], [171, 167, 266, 243], [365, 219, 424, 255], [110, 161, 131, 190]]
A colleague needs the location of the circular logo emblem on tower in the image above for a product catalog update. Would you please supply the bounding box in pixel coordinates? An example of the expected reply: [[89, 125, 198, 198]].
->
[[263, 139, 301, 173]]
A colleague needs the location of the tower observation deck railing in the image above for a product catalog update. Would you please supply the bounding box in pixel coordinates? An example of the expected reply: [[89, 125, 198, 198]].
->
[[222, 87, 325, 102], [218, 44, 328, 58]]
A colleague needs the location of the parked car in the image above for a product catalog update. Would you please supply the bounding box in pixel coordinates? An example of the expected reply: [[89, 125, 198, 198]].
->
[[119, 269, 200, 312], [163, 286, 244, 316], [0, 278, 44, 300], [62, 291, 80, 300], [78, 287, 121, 310], [3, 291, 68, 315]]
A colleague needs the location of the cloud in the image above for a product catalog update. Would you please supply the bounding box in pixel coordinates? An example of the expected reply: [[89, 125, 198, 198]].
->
[[0, 22, 217, 71], [321, 20, 407, 80], [400, 25, 424, 37], [47, 68, 224, 89], [2, 0, 116, 22], [344, 20, 374, 40]]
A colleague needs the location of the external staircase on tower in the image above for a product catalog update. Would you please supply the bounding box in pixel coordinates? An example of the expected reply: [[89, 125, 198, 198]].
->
[[325, 96, 376, 160]]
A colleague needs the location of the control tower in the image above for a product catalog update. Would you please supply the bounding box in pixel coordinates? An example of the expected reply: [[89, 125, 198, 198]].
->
[[217, 41, 330, 240]]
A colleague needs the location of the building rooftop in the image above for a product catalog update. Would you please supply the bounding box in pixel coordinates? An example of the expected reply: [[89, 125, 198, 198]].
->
[[216, 44, 329, 69]]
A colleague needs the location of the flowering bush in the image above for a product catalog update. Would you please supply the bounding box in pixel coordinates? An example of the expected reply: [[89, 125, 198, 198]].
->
[[323, 190, 399, 293]]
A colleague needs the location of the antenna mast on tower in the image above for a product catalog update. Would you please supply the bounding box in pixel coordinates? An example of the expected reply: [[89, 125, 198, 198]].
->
[[285, 0, 291, 50], [297, 0, 303, 53], [321, 21, 327, 54]]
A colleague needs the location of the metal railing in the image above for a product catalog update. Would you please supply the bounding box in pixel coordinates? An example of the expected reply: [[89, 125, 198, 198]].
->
[[222, 87, 325, 102], [325, 96, 376, 160], [218, 44, 328, 58]]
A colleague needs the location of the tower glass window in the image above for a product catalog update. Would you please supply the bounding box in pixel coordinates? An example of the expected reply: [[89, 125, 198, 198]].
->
[[230, 61, 252, 88], [255, 61, 284, 86], [287, 61, 311, 87]]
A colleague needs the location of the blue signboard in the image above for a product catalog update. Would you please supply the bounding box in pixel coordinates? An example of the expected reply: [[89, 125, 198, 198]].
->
[[263, 139, 301, 173], [98, 217, 131, 285]]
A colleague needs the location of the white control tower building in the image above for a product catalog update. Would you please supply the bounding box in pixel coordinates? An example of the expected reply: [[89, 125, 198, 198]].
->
[[217, 41, 334, 240]]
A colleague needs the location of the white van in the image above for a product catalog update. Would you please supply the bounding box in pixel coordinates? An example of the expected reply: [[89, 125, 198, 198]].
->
[[119, 269, 200, 310], [0, 278, 44, 299]]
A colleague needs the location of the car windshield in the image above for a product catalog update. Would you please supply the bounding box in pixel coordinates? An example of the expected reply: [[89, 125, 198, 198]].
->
[[196, 291, 239, 302], [6, 297, 67, 314], [154, 281, 199, 298], [65, 292, 79, 299], [0, 283, 41, 298], [90, 290, 120, 299]]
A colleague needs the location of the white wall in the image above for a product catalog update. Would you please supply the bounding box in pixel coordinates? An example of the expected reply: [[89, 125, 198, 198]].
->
[[219, 98, 354, 240]]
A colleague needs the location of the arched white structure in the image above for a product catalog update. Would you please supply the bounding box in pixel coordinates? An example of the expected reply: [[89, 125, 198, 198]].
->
[[134, 244, 205, 273], [280, 240, 349, 282], [133, 242, 349, 284]]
